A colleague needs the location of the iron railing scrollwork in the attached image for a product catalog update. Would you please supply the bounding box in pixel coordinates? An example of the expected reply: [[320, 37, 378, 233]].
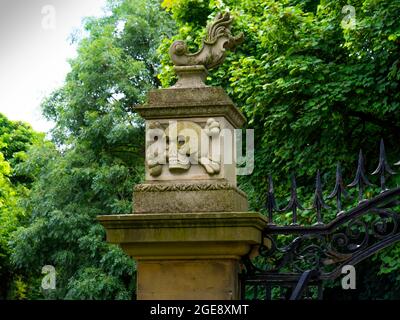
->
[[241, 140, 400, 300]]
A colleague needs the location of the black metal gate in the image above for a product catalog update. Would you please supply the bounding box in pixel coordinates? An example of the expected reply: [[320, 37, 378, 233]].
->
[[240, 140, 400, 300]]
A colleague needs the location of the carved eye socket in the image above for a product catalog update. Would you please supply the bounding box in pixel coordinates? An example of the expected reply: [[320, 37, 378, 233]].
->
[[178, 135, 186, 146], [154, 136, 158, 141]]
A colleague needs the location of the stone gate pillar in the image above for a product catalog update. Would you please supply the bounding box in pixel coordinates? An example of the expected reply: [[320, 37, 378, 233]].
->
[[98, 12, 267, 300]]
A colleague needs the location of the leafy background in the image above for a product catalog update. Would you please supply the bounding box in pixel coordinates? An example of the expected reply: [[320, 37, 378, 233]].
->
[[0, 0, 400, 299]]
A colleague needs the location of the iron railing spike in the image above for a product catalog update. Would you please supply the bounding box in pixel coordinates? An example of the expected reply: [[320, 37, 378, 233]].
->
[[243, 139, 400, 301], [327, 163, 350, 215], [312, 170, 329, 225], [283, 174, 304, 225], [348, 149, 373, 202], [371, 139, 396, 192], [268, 174, 274, 193], [266, 174, 279, 225], [381, 139, 394, 174]]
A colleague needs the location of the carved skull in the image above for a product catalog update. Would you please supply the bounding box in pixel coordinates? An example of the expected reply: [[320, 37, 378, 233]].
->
[[146, 121, 166, 177], [165, 121, 203, 172], [147, 119, 222, 177]]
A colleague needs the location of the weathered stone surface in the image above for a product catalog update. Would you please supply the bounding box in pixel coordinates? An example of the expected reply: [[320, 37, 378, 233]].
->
[[172, 65, 208, 88], [147, 87, 234, 106], [137, 259, 239, 300], [133, 183, 248, 213], [97, 211, 266, 300], [145, 117, 237, 184], [97, 212, 266, 257], [135, 87, 246, 128]]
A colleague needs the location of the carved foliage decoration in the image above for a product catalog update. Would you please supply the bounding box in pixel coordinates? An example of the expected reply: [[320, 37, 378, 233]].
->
[[169, 12, 244, 70]]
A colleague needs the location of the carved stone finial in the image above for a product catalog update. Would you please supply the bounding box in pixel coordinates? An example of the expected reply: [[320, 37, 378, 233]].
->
[[169, 12, 244, 71]]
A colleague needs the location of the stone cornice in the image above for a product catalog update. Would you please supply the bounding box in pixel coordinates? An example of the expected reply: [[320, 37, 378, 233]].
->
[[135, 103, 246, 128], [97, 212, 267, 231], [147, 87, 233, 105], [134, 87, 247, 128]]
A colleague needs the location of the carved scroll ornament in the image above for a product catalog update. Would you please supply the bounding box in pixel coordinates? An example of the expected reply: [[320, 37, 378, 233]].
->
[[169, 12, 244, 70]]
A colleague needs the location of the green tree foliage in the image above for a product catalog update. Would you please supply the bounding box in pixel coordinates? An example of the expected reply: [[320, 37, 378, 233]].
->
[[6, 0, 400, 300], [10, 0, 175, 299], [0, 113, 46, 299], [158, 0, 400, 299], [0, 151, 20, 299]]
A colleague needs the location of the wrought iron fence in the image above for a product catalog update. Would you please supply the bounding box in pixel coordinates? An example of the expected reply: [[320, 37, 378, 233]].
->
[[241, 139, 400, 300]]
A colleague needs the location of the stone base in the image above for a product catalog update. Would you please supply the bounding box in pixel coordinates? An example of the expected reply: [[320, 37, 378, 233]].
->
[[97, 212, 267, 300], [137, 259, 239, 300], [133, 182, 248, 213]]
